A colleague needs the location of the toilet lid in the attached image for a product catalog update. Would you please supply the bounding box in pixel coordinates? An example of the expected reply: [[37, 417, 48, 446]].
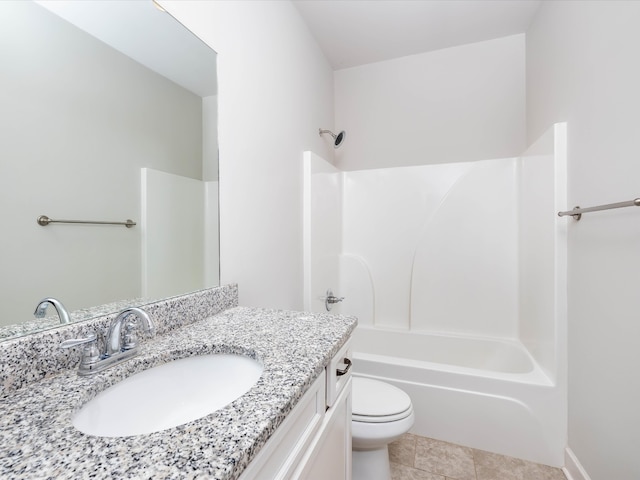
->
[[352, 377, 412, 422]]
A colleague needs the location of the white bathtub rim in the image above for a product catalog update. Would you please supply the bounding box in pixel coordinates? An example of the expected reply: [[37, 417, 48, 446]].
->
[[353, 325, 554, 384], [358, 324, 523, 345], [353, 350, 554, 387], [353, 371, 534, 414]]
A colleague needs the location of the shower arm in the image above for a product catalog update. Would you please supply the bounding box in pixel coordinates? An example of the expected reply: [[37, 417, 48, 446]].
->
[[318, 128, 336, 139]]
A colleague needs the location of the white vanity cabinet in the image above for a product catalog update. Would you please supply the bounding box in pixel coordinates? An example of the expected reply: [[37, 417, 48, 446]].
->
[[239, 341, 352, 480]]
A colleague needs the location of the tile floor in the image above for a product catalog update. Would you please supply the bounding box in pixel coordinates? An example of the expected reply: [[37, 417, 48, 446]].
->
[[388, 434, 567, 480]]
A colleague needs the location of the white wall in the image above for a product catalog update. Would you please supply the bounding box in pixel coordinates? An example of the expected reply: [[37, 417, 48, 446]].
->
[[164, 0, 336, 310], [528, 2, 640, 479], [334, 34, 526, 171]]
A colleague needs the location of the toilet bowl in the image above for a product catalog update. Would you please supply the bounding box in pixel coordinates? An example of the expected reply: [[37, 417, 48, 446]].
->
[[352, 377, 414, 480]]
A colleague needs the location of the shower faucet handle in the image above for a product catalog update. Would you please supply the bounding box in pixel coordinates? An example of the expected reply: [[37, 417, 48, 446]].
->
[[327, 294, 345, 304], [322, 289, 345, 311]]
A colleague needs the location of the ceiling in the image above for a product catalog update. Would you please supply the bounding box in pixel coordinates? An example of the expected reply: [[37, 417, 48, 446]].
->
[[293, 0, 542, 70]]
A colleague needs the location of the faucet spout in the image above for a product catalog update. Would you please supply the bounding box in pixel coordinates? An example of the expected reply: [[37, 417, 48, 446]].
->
[[106, 307, 154, 356], [34, 297, 71, 324]]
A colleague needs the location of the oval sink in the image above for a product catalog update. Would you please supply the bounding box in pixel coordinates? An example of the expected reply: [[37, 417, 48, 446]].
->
[[72, 354, 263, 437]]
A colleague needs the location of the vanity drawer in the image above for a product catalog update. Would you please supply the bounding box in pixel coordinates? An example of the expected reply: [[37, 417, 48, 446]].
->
[[326, 340, 352, 407]]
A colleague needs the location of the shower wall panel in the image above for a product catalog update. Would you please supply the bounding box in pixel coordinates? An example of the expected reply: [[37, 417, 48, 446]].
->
[[337, 254, 375, 327], [342, 163, 467, 329], [342, 158, 519, 338], [517, 124, 567, 381], [410, 159, 519, 336], [205, 181, 220, 287], [141, 168, 205, 300], [303, 152, 343, 313]]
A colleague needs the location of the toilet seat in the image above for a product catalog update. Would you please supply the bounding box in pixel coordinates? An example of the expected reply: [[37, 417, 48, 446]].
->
[[352, 377, 413, 423], [351, 376, 415, 480], [353, 406, 413, 423]]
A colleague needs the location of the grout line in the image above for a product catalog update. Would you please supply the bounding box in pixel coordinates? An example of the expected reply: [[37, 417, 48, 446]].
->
[[472, 448, 479, 480]]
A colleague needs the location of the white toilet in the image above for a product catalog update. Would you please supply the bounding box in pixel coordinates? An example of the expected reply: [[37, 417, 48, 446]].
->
[[351, 377, 415, 480]]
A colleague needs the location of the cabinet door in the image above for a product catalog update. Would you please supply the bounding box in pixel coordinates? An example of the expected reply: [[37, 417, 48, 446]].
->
[[238, 373, 326, 480], [292, 378, 352, 480]]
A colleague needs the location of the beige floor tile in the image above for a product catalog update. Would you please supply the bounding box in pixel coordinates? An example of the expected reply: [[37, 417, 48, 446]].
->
[[474, 449, 567, 480], [414, 437, 476, 480], [474, 449, 525, 480], [391, 461, 446, 480], [392, 433, 565, 480], [390, 433, 418, 467], [520, 459, 567, 480]]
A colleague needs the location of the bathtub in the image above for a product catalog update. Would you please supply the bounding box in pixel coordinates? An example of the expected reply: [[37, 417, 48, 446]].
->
[[351, 326, 565, 467]]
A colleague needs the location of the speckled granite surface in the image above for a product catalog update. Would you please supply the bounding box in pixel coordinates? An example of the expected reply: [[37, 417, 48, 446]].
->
[[0, 285, 238, 395], [0, 297, 147, 341], [0, 288, 356, 479]]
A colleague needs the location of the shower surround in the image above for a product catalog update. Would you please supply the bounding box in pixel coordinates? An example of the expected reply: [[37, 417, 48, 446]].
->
[[303, 123, 567, 467]]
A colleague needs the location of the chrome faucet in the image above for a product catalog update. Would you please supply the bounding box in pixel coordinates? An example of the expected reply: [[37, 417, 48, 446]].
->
[[34, 297, 71, 324], [106, 307, 155, 356], [61, 307, 155, 376]]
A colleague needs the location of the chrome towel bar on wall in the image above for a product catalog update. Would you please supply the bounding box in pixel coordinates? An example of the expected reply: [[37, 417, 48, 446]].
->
[[37, 215, 136, 228], [558, 198, 640, 220]]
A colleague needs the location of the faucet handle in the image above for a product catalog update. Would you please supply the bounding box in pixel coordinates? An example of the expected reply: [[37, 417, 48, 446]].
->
[[61, 333, 100, 369], [122, 319, 139, 350], [321, 289, 345, 311], [60, 334, 97, 349]]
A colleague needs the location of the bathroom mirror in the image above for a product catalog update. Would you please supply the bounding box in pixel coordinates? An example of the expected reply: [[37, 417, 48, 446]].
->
[[0, 0, 219, 340]]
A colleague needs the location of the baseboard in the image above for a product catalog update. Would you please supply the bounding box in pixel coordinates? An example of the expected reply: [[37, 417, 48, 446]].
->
[[562, 448, 592, 480]]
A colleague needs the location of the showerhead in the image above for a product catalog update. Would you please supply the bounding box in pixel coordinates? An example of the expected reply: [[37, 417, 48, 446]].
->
[[319, 128, 346, 148]]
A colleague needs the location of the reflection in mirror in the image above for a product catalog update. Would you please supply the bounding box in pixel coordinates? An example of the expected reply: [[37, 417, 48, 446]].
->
[[0, 1, 219, 340]]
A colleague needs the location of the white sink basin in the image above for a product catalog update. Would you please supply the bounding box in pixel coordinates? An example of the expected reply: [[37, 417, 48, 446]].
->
[[73, 354, 263, 437]]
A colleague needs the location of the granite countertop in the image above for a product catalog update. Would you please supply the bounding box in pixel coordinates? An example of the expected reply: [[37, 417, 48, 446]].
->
[[0, 306, 356, 479], [0, 297, 148, 342]]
